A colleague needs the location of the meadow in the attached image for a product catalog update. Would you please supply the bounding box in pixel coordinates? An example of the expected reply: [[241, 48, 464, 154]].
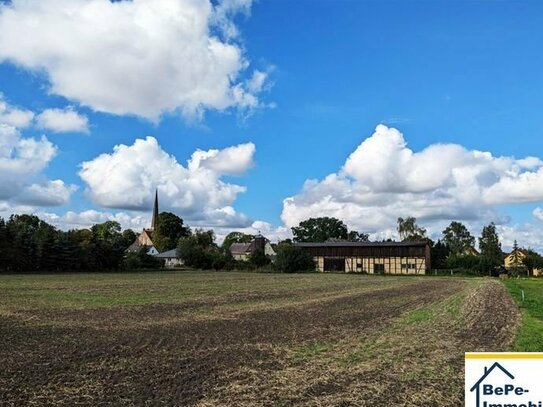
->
[[0, 272, 521, 406], [503, 278, 543, 351]]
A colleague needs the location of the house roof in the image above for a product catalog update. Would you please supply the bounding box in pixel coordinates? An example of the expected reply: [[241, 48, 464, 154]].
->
[[126, 241, 144, 252], [230, 242, 252, 254], [155, 249, 178, 258], [469, 362, 514, 392], [295, 241, 428, 248]]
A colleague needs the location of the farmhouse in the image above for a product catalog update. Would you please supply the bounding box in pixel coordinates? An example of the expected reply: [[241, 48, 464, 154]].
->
[[126, 190, 159, 255], [504, 247, 542, 276], [230, 234, 276, 261], [296, 241, 431, 274], [154, 249, 183, 268]]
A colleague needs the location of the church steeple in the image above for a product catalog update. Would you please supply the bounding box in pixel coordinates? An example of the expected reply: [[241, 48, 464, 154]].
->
[[151, 189, 159, 230]]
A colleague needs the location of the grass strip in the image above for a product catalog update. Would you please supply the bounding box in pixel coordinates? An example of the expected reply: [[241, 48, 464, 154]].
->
[[503, 279, 543, 351]]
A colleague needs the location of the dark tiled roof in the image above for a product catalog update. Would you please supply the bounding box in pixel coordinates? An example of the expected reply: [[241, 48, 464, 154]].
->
[[295, 241, 427, 248], [155, 249, 178, 258], [230, 242, 252, 254]]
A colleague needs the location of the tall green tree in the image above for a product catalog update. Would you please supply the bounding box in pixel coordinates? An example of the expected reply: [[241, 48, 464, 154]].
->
[[153, 212, 190, 252], [397, 216, 427, 241], [249, 248, 271, 268], [478, 222, 502, 270], [292, 217, 366, 243], [292, 217, 348, 242], [511, 240, 523, 267], [347, 230, 369, 242], [0, 217, 8, 271], [442, 221, 475, 256], [121, 229, 137, 249], [90, 221, 125, 270], [177, 229, 222, 269], [274, 245, 315, 273], [431, 239, 451, 269]]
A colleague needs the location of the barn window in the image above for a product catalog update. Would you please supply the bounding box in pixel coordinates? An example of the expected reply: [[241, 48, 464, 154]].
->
[[374, 263, 385, 273]]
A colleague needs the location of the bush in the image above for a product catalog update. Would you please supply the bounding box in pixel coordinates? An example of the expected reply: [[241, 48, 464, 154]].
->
[[274, 245, 315, 273], [249, 248, 271, 268], [123, 248, 163, 269]]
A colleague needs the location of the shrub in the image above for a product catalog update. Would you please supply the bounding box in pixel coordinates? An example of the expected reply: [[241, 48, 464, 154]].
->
[[274, 245, 315, 273]]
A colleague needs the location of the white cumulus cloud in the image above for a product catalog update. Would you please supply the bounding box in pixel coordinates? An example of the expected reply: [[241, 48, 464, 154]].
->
[[282, 124, 543, 242], [38, 209, 150, 231], [36, 107, 89, 133], [0, 94, 34, 128], [79, 136, 255, 227], [0, 123, 76, 206], [0, 0, 270, 121]]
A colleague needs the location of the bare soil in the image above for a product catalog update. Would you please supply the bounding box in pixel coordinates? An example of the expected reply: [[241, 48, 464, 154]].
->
[[0, 277, 519, 406]]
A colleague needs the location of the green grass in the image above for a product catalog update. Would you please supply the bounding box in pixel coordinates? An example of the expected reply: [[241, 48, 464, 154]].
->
[[293, 342, 331, 362], [503, 278, 543, 351], [405, 307, 434, 323], [0, 271, 417, 312]]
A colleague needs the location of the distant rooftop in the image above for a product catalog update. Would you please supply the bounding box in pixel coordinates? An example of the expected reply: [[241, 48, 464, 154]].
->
[[295, 241, 427, 247]]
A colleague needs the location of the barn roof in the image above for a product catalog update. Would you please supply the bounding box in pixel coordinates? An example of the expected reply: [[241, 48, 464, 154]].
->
[[295, 241, 428, 248]]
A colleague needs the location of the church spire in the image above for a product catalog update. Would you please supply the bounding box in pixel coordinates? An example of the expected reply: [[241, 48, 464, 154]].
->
[[151, 189, 159, 230]]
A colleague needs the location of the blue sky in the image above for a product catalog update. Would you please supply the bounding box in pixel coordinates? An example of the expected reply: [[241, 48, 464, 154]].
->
[[1, 0, 543, 249]]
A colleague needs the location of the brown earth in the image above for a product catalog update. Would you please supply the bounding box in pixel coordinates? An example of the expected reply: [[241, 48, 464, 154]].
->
[[0, 278, 519, 407]]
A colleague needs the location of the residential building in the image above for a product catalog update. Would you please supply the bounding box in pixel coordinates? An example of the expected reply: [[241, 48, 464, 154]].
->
[[229, 234, 276, 261], [504, 248, 542, 277], [155, 249, 184, 268]]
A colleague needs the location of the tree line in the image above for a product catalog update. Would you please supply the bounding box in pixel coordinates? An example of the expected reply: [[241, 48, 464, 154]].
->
[[2, 212, 542, 275], [0, 214, 138, 272], [398, 217, 543, 276]]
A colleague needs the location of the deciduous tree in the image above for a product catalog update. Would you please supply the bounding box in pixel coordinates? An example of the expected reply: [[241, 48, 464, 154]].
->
[[397, 217, 427, 241], [292, 217, 367, 243], [153, 212, 190, 253], [442, 221, 475, 256]]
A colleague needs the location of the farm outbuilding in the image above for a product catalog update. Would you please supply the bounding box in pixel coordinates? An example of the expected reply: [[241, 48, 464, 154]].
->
[[295, 241, 431, 274]]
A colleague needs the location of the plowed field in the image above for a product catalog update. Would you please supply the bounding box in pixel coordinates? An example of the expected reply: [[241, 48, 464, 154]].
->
[[0, 272, 520, 406]]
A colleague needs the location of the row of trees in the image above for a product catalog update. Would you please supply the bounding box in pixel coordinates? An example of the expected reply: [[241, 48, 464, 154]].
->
[[175, 229, 314, 273], [2, 211, 542, 275], [396, 216, 543, 276], [0, 215, 140, 272], [0, 211, 193, 272], [0, 212, 315, 273]]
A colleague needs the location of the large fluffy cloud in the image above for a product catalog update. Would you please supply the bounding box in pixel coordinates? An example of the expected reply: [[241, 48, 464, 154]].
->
[[79, 137, 255, 227], [0, 123, 76, 206], [282, 124, 543, 242], [0, 0, 269, 121]]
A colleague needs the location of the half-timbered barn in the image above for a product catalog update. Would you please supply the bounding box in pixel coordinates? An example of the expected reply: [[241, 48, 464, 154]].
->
[[295, 241, 431, 274]]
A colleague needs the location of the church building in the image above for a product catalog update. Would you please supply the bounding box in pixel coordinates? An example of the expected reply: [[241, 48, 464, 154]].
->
[[126, 190, 160, 255]]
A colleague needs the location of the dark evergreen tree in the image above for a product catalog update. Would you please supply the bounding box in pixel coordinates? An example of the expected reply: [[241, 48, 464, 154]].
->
[[478, 222, 503, 273]]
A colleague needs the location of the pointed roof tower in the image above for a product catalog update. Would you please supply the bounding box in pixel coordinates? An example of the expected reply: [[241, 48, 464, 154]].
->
[[151, 189, 159, 230]]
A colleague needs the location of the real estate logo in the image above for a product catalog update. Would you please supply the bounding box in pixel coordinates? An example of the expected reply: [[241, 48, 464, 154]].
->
[[465, 353, 543, 407]]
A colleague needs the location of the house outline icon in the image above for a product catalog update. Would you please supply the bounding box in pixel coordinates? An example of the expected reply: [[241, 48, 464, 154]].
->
[[469, 362, 515, 407]]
